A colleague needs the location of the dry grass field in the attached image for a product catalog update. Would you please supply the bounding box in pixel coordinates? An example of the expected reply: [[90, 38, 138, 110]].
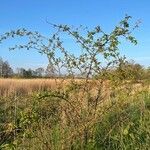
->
[[0, 78, 149, 149], [0, 78, 90, 96], [0, 78, 59, 96], [0, 78, 147, 97]]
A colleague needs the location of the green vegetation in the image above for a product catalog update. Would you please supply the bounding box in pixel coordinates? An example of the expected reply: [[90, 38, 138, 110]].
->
[[0, 83, 149, 149], [0, 16, 149, 149]]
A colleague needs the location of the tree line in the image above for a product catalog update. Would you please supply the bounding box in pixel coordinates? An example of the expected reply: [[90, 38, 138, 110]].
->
[[0, 57, 56, 78], [0, 57, 150, 81], [0, 57, 13, 78], [97, 60, 150, 82]]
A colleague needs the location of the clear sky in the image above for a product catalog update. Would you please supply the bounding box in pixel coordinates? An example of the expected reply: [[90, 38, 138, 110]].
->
[[0, 0, 150, 69]]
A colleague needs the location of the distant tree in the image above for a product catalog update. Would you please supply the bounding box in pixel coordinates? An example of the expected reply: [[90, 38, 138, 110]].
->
[[0, 59, 13, 78], [116, 60, 144, 81], [45, 64, 56, 77], [35, 67, 45, 77], [16, 68, 25, 77], [16, 67, 45, 78], [25, 69, 33, 78], [16, 68, 33, 78]]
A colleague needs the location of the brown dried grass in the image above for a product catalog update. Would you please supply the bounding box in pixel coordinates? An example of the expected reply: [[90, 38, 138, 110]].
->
[[0, 78, 146, 97], [0, 78, 58, 96]]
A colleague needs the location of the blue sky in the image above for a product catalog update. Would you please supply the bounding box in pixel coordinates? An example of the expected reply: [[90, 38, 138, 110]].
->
[[0, 0, 150, 69]]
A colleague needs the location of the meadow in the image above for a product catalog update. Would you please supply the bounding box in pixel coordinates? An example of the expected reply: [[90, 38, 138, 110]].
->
[[0, 78, 149, 149], [0, 79, 57, 97]]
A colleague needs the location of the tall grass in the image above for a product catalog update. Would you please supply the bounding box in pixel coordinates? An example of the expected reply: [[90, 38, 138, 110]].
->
[[0, 78, 149, 149], [0, 79, 58, 96]]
